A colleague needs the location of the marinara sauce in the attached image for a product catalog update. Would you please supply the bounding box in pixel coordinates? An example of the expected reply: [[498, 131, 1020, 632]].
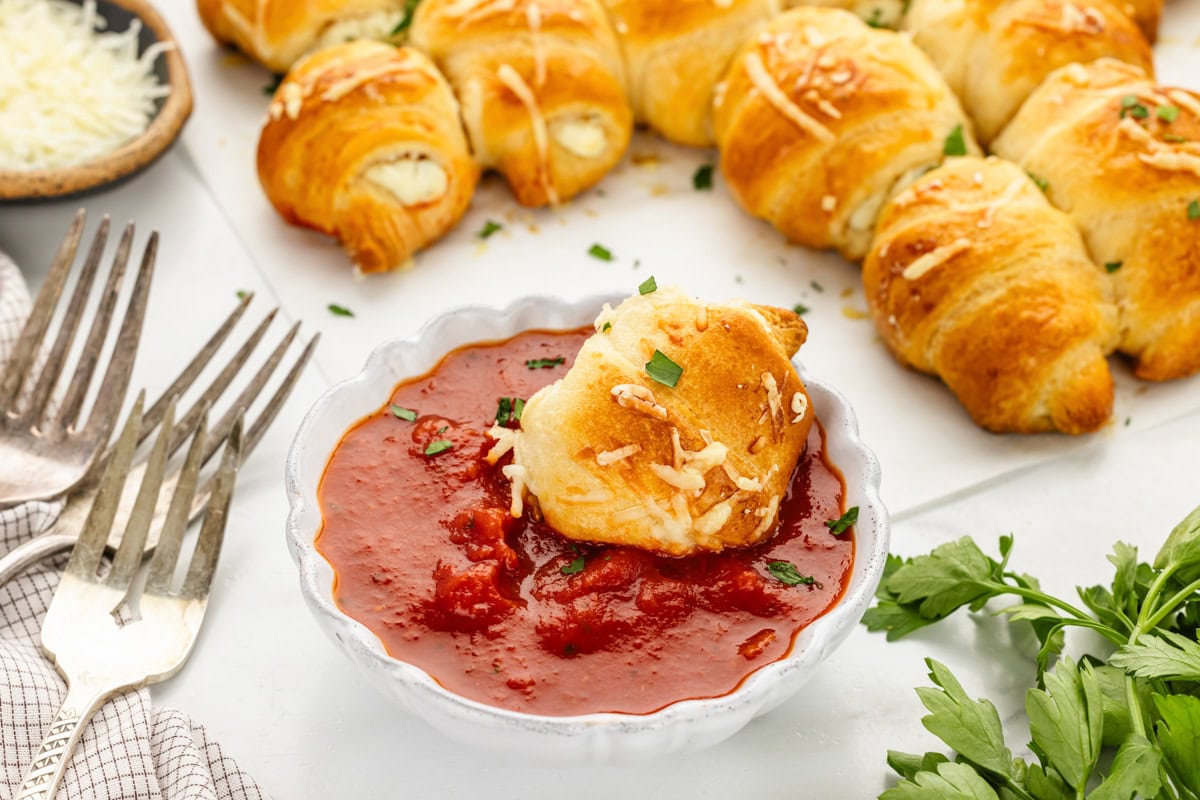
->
[[317, 328, 854, 716]]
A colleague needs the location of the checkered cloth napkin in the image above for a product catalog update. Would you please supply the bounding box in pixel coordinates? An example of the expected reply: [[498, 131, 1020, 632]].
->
[[0, 251, 269, 800]]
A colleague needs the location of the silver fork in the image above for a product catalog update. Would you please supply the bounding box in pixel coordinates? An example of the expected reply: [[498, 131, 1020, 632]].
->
[[15, 396, 241, 800], [0, 210, 156, 506], [0, 298, 318, 585]]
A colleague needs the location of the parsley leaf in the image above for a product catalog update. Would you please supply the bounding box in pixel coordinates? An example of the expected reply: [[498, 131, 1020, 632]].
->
[[328, 303, 355, 317], [1121, 94, 1149, 119], [601, 321, 612, 332], [884, 537, 998, 618], [1027, 170, 1049, 192], [477, 220, 502, 239], [588, 243, 613, 261], [525, 356, 565, 369], [767, 561, 816, 586], [692, 164, 714, 190], [1089, 733, 1162, 800], [826, 506, 858, 535], [1154, 694, 1200, 796], [561, 556, 585, 575], [495, 397, 526, 426], [886, 750, 949, 782], [645, 350, 682, 388], [1154, 503, 1200, 576], [1026, 659, 1103, 792], [793, 303, 810, 316], [879, 761, 1000, 800], [916, 659, 1013, 777], [1189, 199, 1200, 221], [1105, 261, 1123, 273], [391, 405, 418, 422], [1110, 630, 1200, 681], [638, 276, 658, 295], [1158, 105, 1180, 123], [943, 124, 967, 157], [390, 0, 420, 35], [262, 74, 283, 96], [423, 440, 453, 456]]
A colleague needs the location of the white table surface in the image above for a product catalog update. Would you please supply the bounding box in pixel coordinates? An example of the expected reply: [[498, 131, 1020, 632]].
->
[[3, 1, 1200, 797]]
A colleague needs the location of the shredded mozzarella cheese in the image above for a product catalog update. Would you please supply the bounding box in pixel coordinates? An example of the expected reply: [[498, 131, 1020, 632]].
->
[[0, 0, 170, 170]]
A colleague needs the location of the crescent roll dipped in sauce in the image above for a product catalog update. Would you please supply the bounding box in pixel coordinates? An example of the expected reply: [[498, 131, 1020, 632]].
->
[[486, 287, 814, 557], [411, 0, 632, 207], [257, 42, 478, 273]]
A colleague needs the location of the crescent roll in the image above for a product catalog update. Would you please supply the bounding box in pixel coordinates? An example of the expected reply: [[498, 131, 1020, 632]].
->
[[601, 0, 778, 147], [863, 157, 1119, 434], [714, 7, 978, 261], [993, 59, 1200, 381], [198, 0, 411, 73], [1118, 0, 1162, 42], [902, 0, 1154, 144], [488, 287, 813, 557], [257, 42, 478, 273], [410, 0, 632, 207]]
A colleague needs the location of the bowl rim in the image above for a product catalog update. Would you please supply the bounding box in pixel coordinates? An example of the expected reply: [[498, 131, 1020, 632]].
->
[[0, 0, 194, 201], [285, 293, 891, 735]]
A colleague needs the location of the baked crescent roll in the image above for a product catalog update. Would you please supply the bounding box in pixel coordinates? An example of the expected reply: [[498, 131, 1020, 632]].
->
[[257, 41, 478, 273], [488, 287, 813, 557], [783, 0, 905, 29], [713, 7, 978, 261], [863, 156, 1119, 434], [1117, 0, 1162, 42], [410, 0, 632, 207], [197, 0, 411, 73], [993, 59, 1200, 381], [902, 0, 1153, 144], [601, 0, 778, 147]]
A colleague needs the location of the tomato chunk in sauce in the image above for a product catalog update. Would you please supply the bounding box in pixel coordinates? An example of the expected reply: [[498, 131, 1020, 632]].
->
[[317, 328, 853, 716]]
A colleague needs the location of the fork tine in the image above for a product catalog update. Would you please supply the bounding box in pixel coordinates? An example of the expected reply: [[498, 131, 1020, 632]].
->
[[64, 392, 144, 579], [202, 321, 299, 463], [245, 333, 319, 455], [0, 210, 87, 411], [78, 231, 157, 438], [56, 222, 136, 429], [106, 400, 175, 594], [145, 409, 209, 593], [137, 293, 254, 447], [180, 417, 242, 600], [165, 308, 278, 456], [20, 217, 112, 429]]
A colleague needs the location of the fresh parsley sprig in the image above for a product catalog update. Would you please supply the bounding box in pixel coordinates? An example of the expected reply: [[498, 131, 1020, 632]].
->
[[869, 505, 1200, 800]]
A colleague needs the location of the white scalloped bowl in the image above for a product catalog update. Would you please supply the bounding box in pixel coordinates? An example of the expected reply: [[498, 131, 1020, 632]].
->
[[285, 294, 889, 764]]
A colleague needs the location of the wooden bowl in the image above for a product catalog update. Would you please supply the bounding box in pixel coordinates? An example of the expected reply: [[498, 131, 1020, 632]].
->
[[0, 0, 193, 200]]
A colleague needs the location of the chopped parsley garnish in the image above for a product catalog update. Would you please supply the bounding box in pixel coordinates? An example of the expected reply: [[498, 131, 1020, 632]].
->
[[561, 556, 585, 575], [865, 7, 886, 27], [1120, 94, 1149, 119], [692, 164, 714, 190], [262, 74, 283, 96], [588, 243, 613, 261], [236, 289, 249, 301], [391, 405, 418, 422], [1165, 133, 1188, 143], [645, 350, 683, 388], [943, 124, 967, 157], [1190, 200, 1200, 221], [1026, 171, 1049, 192], [601, 321, 612, 332], [811, 280, 825, 293], [825, 506, 859, 536], [437, 425, 448, 434], [1105, 261, 1123, 273], [767, 561, 816, 586], [477, 220, 502, 239], [495, 397, 525, 426], [390, 0, 420, 35], [1158, 105, 1180, 123], [423, 440, 453, 457], [525, 356, 566, 369], [793, 303, 810, 316], [327, 303, 355, 317], [638, 276, 658, 295]]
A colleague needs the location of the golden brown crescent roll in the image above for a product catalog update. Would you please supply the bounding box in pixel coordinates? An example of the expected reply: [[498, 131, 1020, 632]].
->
[[197, 0, 411, 73], [902, 0, 1153, 144], [487, 287, 813, 557], [993, 59, 1200, 381], [863, 156, 1119, 434], [257, 41, 478, 273], [1117, 0, 1162, 41], [410, 0, 632, 207], [783, 0, 905, 29], [714, 6, 978, 261], [601, 0, 778, 147]]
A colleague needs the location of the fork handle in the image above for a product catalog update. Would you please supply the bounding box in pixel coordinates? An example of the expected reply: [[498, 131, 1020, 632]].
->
[[16, 681, 111, 800], [0, 531, 77, 587]]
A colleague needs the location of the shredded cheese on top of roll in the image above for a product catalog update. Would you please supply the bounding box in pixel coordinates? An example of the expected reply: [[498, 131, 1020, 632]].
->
[[0, 0, 171, 171], [902, 238, 973, 281], [742, 51, 835, 142]]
